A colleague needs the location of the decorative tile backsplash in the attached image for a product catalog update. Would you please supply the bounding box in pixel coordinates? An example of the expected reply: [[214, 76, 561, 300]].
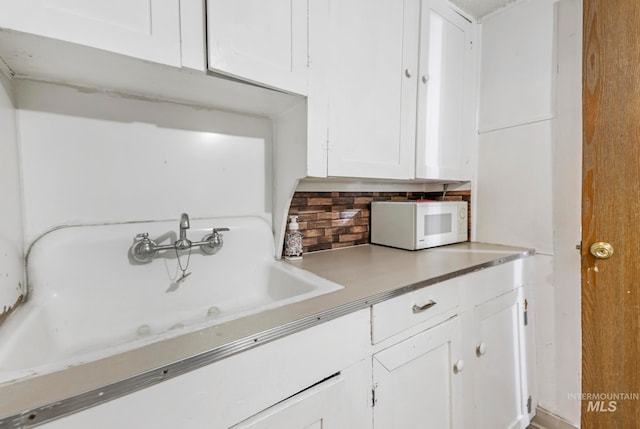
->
[[285, 191, 471, 254]]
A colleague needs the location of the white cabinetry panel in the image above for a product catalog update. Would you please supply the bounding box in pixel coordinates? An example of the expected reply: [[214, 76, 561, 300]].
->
[[40, 309, 371, 429], [472, 288, 530, 429], [207, 0, 309, 94], [371, 277, 459, 343], [322, 0, 474, 181], [233, 360, 372, 429], [460, 260, 535, 429], [0, 0, 182, 66], [326, 0, 417, 179], [416, 0, 474, 180], [373, 317, 464, 429]]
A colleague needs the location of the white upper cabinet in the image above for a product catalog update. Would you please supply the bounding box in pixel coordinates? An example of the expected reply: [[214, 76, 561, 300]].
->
[[206, 0, 309, 95], [321, 0, 474, 181], [415, 0, 474, 180], [325, 0, 418, 179], [0, 0, 183, 67]]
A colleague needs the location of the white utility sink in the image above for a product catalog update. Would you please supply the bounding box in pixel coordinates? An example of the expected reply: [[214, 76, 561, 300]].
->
[[0, 217, 343, 379]]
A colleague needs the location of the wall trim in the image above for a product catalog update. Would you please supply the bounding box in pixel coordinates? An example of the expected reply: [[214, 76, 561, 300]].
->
[[478, 114, 555, 135], [531, 406, 579, 429], [0, 58, 16, 105]]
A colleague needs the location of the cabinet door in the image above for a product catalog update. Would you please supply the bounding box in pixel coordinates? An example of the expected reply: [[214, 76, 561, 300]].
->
[[325, 0, 419, 179], [207, 0, 308, 95], [0, 0, 182, 66], [373, 318, 464, 429], [473, 288, 530, 429], [232, 360, 372, 429], [415, 0, 474, 180]]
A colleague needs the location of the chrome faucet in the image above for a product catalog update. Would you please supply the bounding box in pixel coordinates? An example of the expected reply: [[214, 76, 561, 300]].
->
[[130, 213, 229, 263], [175, 213, 192, 250]]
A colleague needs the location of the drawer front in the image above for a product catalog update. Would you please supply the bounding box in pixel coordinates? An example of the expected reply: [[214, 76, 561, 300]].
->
[[458, 260, 529, 312], [371, 278, 459, 344]]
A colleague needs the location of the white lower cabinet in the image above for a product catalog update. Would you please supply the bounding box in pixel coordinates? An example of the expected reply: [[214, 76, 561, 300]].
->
[[233, 359, 372, 429], [370, 259, 535, 429], [460, 259, 536, 429], [469, 287, 532, 429], [38, 309, 372, 429], [372, 317, 464, 429]]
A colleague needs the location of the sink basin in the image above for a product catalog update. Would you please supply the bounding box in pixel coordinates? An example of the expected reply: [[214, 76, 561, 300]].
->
[[0, 217, 343, 378]]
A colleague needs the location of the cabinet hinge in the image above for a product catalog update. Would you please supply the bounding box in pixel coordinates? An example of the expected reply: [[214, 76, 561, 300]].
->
[[371, 383, 378, 408], [523, 299, 528, 326], [324, 128, 330, 152], [527, 395, 532, 414]]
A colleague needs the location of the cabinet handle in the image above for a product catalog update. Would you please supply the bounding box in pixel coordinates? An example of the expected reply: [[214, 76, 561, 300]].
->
[[405, 68, 412, 78], [476, 342, 487, 357], [421, 74, 429, 83], [412, 300, 437, 313], [453, 359, 464, 374]]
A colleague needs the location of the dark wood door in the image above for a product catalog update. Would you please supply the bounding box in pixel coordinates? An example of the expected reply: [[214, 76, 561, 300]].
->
[[582, 0, 640, 427]]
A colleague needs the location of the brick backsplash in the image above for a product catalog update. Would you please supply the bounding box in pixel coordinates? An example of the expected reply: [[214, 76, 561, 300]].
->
[[285, 191, 471, 254]]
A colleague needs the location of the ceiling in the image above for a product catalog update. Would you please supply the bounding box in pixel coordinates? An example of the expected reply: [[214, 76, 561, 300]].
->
[[449, 0, 520, 18]]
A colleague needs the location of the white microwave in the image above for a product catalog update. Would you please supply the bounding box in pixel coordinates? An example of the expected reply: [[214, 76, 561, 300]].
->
[[371, 201, 468, 250]]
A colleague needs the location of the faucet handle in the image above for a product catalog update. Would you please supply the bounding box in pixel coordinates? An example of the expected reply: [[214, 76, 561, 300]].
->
[[201, 227, 229, 255], [131, 233, 158, 263]]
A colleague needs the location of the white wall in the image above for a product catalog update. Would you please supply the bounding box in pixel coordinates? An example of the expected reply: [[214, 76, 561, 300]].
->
[[15, 80, 274, 248], [0, 70, 25, 321], [477, 0, 556, 133], [476, 121, 554, 253], [475, 0, 581, 425], [476, 0, 556, 253]]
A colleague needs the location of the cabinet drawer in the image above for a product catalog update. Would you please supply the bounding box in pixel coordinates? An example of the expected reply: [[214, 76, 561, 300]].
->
[[459, 260, 529, 311], [371, 278, 459, 344]]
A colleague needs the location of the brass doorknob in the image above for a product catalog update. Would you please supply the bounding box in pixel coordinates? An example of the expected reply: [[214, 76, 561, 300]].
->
[[589, 242, 614, 259]]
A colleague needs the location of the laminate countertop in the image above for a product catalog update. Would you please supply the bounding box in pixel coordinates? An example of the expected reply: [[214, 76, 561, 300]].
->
[[0, 242, 534, 427], [291, 242, 533, 295]]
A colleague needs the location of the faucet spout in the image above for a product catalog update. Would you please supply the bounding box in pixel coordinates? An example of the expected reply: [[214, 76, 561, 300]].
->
[[176, 213, 191, 250], [179, 213, 190, 238]]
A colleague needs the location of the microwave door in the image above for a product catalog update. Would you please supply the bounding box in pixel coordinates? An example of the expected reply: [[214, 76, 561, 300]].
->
[[416, 206, 456, 248]]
